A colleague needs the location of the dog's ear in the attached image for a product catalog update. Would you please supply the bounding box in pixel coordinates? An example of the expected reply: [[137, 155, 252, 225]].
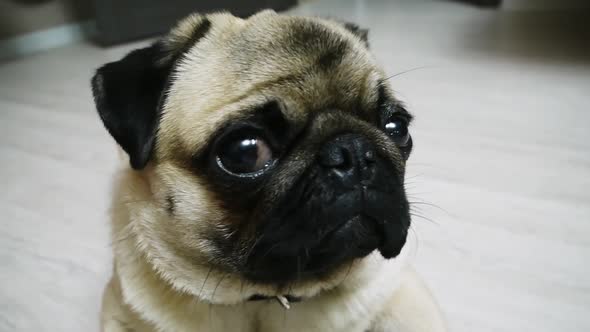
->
[[323, 18, 369, 47], [91, 14, 211, 169], [341, 22, 370, 47], [91, 43, 171, 169]]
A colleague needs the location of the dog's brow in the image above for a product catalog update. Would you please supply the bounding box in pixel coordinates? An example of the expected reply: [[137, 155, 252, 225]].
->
[[376, 82, 390, 109], [374, 82, 413, 122], [243, 100, 286, 122], [242, 99, 292, 137]]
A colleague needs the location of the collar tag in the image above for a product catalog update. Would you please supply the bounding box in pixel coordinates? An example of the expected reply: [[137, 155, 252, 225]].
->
[[276, 295, 291, 309]]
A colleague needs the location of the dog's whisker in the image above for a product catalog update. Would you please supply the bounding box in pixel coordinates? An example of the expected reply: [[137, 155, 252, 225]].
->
[[109, 233, 133, 246], [410, 207, 429, 218], [209, 274, 227, 303], [409, 201, 448, 215], [245, 234, 265, 260], [382, 65, 434, 82], [119, 199, 155, 205], [405, 191, 432, 197], [410, 212, 439, 225], [409, 226, 421, 254], [211, 273, 227, 303], [405, 162, 441, 168], [109, 223, 135, 247], [339, 259, 355, 286], [259, 242, 283, 260], [209, 273, 229, 328], [199, 267, 213, 299], [404, 173, 424, 181]]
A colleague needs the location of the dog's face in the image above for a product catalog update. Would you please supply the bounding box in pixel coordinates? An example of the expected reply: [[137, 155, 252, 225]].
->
[[93, 11, 412, 300]]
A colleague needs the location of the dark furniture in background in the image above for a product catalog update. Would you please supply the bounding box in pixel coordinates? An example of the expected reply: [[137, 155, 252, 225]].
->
[[457, 0, 502, 7], [93, 0, 296, 45]]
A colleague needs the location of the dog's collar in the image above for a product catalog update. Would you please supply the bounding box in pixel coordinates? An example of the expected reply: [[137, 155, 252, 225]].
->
[[247, 294, 303, 309]]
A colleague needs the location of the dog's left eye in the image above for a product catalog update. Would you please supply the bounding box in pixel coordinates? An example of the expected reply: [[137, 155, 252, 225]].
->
[[217, 136, 274, 175], [384, 118, 410, 146]]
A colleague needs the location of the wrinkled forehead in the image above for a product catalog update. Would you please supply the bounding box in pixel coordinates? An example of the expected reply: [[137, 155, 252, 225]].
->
[[158, 12, 384, 158]]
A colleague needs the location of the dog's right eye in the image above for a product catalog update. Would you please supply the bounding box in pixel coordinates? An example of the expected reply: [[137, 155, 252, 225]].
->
[[384, 117, 410, 146], [216, 136, 274, 175]]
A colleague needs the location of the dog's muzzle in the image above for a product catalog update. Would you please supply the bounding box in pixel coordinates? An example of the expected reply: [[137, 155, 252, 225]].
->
[[244, 133, 410, 283]]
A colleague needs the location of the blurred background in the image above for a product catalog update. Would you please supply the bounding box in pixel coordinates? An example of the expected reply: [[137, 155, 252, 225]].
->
[[0, 0, 589, 331]]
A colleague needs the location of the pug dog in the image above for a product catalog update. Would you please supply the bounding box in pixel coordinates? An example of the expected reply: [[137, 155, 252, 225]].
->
[[92, 10, 446, 332]]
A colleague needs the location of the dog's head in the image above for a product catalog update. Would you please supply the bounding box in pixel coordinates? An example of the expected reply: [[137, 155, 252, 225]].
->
[[93, 10, 412, 302]]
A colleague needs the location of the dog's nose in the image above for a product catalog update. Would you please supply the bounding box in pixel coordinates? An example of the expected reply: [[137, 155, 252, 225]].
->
[[318, 133, 376, 186]]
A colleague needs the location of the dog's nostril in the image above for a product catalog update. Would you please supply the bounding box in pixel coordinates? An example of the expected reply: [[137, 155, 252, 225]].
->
[[318, 133, 377, 178], [319, 145, 352, 169]]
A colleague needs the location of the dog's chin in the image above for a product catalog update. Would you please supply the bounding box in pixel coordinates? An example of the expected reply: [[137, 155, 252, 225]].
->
[[241, 214, 408, 285]]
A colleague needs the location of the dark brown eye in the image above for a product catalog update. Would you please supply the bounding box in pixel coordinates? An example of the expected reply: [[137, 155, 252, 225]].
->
[[217, 137, 274, 175], [384, 118, 410, 146]]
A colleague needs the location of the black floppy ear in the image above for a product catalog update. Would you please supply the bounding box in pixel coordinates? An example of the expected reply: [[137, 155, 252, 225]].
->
[[92, 13, 212, 169], [342, 22, 369, 47], [91, 43, 172, 170]]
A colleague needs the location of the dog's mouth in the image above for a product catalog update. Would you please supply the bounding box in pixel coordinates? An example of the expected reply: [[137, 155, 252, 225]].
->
[[242, 188, 410, 284]]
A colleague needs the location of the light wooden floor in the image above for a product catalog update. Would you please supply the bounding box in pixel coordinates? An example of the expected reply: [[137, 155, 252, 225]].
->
[[1, 0, 589, 331]]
